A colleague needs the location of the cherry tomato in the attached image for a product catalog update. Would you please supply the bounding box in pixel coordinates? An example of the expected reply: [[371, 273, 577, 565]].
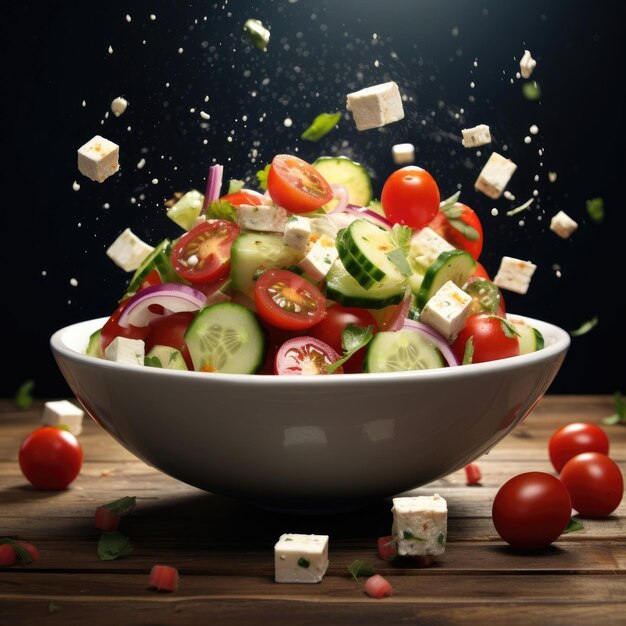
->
[[364, 574, 393, 599], [451, 314, 520, 364], [275, 336, 344, 375], [100, 299, 150, 353], [255, 269, 327, 331], [560, 452, 623, 518], [309, 303, 378, 373], [492, 472, 572, 550], [464, 277, 505, 316], [429, 203, 484, 260], [470, 261, 492, 281], [219, 189, 266, 207], [19, 426, 83, 490], [171, 219, 239, 284], [548, 423, 610, 473], [267, 154, 334, 213], [144, 311, 196, 370], [381, 166, 440, 229]]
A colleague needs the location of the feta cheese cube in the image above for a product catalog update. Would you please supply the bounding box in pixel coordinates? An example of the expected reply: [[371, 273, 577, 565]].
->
[[104, 336, 145, 365], [420, 280, 473, 342], [474, 152, 517, 199], [274, 533, 329, 583], [520, 49, 537, 79], [493, 256, 537, 294], [550, 210, 578, 239], [409, 227, 455, 271], [238, 204, 288, 233], [110, 96, 129, 117], [283, 215, 312, 251], [77, 135, 120, 183], [298, 234, 338, 281], [392, 143, 415, 164], [392, 494, 447, 557], [106, 227, 155, 272], [346, 81, 405, 131], [461, 124, 492, 148], [41, 400, 85, 436]]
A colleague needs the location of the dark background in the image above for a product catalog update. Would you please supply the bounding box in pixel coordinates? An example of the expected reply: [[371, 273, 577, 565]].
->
[[1, 0, 623, 399]]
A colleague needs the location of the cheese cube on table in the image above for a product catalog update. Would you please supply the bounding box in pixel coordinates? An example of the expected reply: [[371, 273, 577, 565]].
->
[[298, 234, 338, 281], [41, 400, 85, 436], [474, 152, 517, 200], [104, 337, 145, 365], [106, 227, 155, 272], [550, 210, 578, 239], [238, 204, 288, 233], [409, 227, 455, 271], [392, 143, 415, 164], [420, 280, 473, 342], [392, 494, 447, 557], [346, 81, 405, 131], [77, 135, 120, 183], [274, 533, 329, 583], [461, 124, 492, 148], [283, 215, 312, 251], [493, 256, 537, 294], [520, 49, 537, 79]]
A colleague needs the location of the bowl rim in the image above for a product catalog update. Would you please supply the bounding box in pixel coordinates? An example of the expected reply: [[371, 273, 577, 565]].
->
[[50, 313, 570, 387]]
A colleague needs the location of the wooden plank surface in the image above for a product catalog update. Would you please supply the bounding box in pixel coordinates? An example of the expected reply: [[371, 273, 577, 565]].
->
[[1, 396, 625, 625]]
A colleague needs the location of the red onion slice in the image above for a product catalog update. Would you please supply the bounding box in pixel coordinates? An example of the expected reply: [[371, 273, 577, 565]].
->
[[118, 283, 207, 328], [328, 184, 350, 214], [385, 290, 413, 332], [343, 205, 392, 230], [401, 319, 460, 367], [201, 164, 224, 214]]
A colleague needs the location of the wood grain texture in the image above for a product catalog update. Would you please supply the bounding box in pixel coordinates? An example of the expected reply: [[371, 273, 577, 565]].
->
[[1, 396, 625, 625]]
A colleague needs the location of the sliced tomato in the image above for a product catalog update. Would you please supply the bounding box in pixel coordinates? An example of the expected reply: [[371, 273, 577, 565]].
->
[[0, 544, 16, 567], [171, 219, 239, 284], [364, 574, 393, 599], [144, 311, 196, 370], [255, 269, 327, 330], [275, 336, 343, 375], [429, 202, 484, 260], [267, 154, 333, 213], [464, 463, 482, 486], [219, 189, 266, 207], [149, 564, 179, 592], [100, 299, 150, 353], [140, 268, 162, 291]]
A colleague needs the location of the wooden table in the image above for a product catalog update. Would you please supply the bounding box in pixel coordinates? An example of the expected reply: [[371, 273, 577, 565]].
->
[[1, 396, 624, 625]]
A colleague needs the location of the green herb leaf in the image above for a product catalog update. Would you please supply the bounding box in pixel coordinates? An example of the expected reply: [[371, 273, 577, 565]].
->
[[602, 392, 626, 426], [300, 112, 341, 142], [243, 18, 270, 52], [386, 248, 411, 277], [97, 531, 132, 561], [522, 81, 542, 100], [390, 224, 413, 254], [506, 198, 534, 217], [586, 197, 605, 223], [256, 164, 271, 190], [102, 496, 137, 516], [326, 324, 374, 374], [447, 217, 480, 241], [348, 559, 376, 581], [402, 530, 426, 541], [570, 316, 598, 337], [439, 191, 461, 214], [228, 179, 245, 194], [562, 518, 584, 534], [462, 336, 474, 365], [205, 200, 238, 223], [437, 533, 446, 545], [297, 557, 310, 568], [496, 317, 520, 339], [0, 537, 34, 565], [48, 602, 62, 614], [15, 379, 35, 409], [144, 355, 163, 368]]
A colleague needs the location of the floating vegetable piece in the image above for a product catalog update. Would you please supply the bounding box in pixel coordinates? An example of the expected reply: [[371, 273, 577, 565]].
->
[[602, 392, 626, 426], [570, 316, 598, 337], [14, 379, 35, 409], [300, 112, 341, 142], [522, 81, 542, 100], [586, 197, 605, 223], [256, 163, 270, 190], [243, 18, 270, 51], [506, 198, 534, 217]]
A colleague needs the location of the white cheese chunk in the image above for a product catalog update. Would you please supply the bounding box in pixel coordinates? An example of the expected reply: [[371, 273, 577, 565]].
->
[[392, 143, 415, 164], [41, 400, 85, 436], [346, 81, 405, 131], [104, 336, 145, 366], [520, 49, 537, 79], [409, 227, 455, 271], [550, 210, 578, 239], [474, 152, 517, 200], [238, 204, 288, 233], [392, 494, 447, 557], [106, 227, 155, 272], [110, 96, 129, 117], [282, 215, 312, 251], [77, 135, 120, 183], [493, 256, 537, 294], [298, 234, 338, 281], [274, 533, 329, 583], [461, 124, 492, 148], [420, 280, 473, 342]]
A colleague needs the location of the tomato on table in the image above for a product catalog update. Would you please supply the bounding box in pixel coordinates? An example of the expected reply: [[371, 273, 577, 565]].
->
[[18, 426, 83, 490], [451, 314, 520, 364], [381, 166, 440, 229], [548, 423, 610, 473], [465, 463, 482, 486], [255, 269, 327, 330], [149, 564, 179, 592], [171, 219, 239, 284], [429, 202, 484, 260], [219, 189, 266, 207], [492, 471, 572, 550], [364, 574, 393, 599], [100, 299, 150, 352], [267, 154, 334, 213], [275, 336, 343, 375], [144, 311, 196, 370]]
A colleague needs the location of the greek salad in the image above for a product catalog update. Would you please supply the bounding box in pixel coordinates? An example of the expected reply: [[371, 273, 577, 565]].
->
[[87, 153, 544, 375]]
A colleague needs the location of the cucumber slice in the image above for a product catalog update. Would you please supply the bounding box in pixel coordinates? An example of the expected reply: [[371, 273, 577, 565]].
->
[[510, 319, 545, 354], [335, 229, 377, 289], [85, 328, 103, 358], [166, 189, 204, 231], [364, 330, 445, 373], [145, 345, 188, 370], [125, 239, 179, 296], [415, 249, 477, 310], [229, 232, 304, 296], [312, 156, 373, 208], [184, 302, 265, 374], [324, 258, 405, 309]]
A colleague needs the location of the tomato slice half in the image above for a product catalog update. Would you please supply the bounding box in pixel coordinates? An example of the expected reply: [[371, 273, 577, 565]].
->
[[275, 336, 343, 375], [220, 189, 266, 207], [267, 154, 334, 213], [171, 219, 239, 284], [255, 269, 327, 330]]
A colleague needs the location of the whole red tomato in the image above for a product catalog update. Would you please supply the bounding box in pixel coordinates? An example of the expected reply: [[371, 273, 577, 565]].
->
[[428, 202, 484, 260], [19, 426, 83, 490], [144, 311, 196, 370], [452, 314, 520, 364], [100, 299, 150, 353], [548, 423, 610, 473]]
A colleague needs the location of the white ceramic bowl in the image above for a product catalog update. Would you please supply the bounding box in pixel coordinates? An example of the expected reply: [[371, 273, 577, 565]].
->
[[51, 314, 569, 512]]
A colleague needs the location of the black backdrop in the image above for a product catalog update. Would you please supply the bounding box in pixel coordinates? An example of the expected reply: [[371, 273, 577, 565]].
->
[[2, 0, 623, 398]]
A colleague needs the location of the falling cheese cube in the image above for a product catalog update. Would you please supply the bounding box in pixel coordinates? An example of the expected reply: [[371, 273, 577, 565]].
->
[[346, 81, 405, 131], [77, 135, 120, 183], [392, 143, 415, 164], [475, 152, 517, 200], [550, 210, 578, 239], [520, 49, 537, 79], [106, 227, 155, 272], [461, 124, 492, 148], [493, 256, 537, 294]]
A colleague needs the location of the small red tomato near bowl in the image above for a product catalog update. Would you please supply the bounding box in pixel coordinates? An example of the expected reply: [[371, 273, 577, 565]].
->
[[452, 314, 520, 364], [548, 422, 610, 473]]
